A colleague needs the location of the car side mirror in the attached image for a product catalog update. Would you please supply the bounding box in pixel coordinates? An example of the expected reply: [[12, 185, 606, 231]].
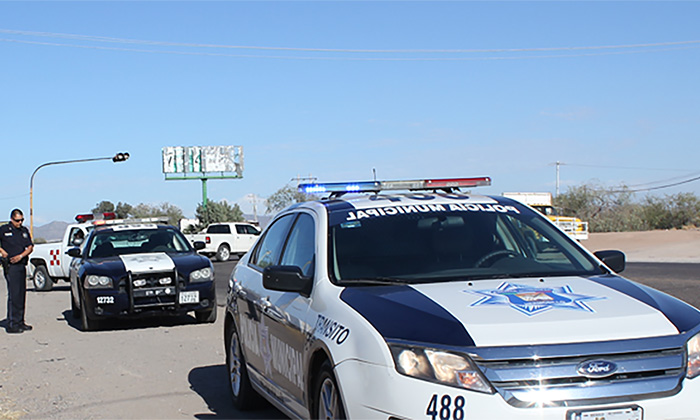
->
[[594, 250, 626, 273], [263, 265, 312, 297], [193, 241, 206, 251], [66, 247, 82, 258]]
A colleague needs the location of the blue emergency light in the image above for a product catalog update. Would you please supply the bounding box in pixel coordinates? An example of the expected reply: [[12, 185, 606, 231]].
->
[[299, 177, 491, 195]]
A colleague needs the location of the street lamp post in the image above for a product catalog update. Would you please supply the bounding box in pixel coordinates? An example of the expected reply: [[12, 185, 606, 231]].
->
[[30, 152, 129, 237]]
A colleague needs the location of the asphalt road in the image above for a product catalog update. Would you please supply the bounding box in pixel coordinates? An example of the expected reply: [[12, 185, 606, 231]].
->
[[623, 262, 700, 309]]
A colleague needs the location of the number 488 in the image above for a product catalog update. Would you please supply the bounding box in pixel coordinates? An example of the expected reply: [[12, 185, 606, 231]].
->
[[426, 394, 466, 420]]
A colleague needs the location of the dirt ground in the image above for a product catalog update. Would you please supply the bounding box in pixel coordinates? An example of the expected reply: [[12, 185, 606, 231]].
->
[[0, 285, 229, 420], [582, 228, 700, 263]]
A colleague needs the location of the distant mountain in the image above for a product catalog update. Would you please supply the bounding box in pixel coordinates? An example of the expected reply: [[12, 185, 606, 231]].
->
[[34, 221, 69, 242]]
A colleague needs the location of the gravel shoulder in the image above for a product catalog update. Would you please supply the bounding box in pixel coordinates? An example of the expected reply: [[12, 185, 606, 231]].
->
[[0, 285, 230, 420], [582, 228, 700, 263]]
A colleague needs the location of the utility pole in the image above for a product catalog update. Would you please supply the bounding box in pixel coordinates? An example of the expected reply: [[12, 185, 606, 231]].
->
[[555, 161, 561, 198]]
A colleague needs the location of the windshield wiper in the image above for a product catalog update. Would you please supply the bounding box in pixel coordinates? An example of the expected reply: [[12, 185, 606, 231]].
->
[[339, 277, 412, 286]]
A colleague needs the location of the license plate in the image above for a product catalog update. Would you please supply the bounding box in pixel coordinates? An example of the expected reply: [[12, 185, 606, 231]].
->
[[179, 291, 199, 304], [568, 406, 642, 420]]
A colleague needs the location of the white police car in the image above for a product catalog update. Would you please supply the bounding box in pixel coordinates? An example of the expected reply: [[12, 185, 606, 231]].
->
[[224, 177, 700, 419]]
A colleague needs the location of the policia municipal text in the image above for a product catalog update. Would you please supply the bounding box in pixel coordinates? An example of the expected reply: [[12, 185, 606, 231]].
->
[[0, 209, 34, 334]]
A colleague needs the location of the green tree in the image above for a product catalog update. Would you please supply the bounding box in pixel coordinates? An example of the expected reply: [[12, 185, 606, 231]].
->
[[130, 202, 184, 226], [91, 200, 115, 214], [194, 200, 244, 227], [115, 202, 133, 219], [265, 185, 313, 214]]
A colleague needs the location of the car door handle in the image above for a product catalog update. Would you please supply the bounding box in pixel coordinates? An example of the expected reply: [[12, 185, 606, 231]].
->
[[255, 297, 271, 311], [233, 283, 246, 298]]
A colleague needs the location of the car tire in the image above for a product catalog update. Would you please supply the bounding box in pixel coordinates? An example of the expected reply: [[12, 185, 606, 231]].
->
[[32, 265, 53, 291], [195, 307, 217, 323], [80, 294, 98, 331], [313, 360, 346, 420], [225, 323, 261, 410], [216, 244, 231, 262], [71, 287, 81, 319]]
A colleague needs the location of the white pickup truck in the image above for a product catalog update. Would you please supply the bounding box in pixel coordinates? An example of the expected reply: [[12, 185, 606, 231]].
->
[[29, 217, 96, 291], [185, 222, 260, 261]]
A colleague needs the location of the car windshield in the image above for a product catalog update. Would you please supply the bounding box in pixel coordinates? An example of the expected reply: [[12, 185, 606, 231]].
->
[[329, 202, 602, 285], [87, 227, 192, 259]]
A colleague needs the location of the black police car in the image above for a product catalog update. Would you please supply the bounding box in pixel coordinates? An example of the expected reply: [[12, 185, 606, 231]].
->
[[67, 218, 216, 331]]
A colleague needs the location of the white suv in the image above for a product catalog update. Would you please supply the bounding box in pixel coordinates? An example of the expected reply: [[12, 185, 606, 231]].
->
[[224, 177, 700, 419]]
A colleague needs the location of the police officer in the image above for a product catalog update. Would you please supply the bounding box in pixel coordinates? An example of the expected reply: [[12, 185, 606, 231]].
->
[[0, 209, 34, 334]]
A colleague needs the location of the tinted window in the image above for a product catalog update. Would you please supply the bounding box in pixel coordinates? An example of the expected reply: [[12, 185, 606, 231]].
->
[[87, 227, 192, 258], [236, 225, 246, 234], [250, 214, 296, 269], [207, 224, 231, 234], [245, 225, 261, 235], [280, 213, 315, 277]]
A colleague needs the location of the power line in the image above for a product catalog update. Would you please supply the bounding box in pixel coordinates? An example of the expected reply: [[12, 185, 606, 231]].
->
[[552, 162, 700, 194], [3, 28, 700, 53], [610, 175, 700, 193], [1, 28, 700, 61], [553, 162, 694, 172]]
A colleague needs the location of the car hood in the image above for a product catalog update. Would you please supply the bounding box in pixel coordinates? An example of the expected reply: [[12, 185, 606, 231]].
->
[[340, 275, 700, 347], [86, 252, 209, 277]]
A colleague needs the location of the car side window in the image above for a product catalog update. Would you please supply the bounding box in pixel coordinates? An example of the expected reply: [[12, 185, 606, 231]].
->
[[235, 225, 246, 234], [68, 228, 85, 246], [250, 214, 296, 269], [208, 225, 231, 234], [246, 225, 261, 235], [280, 213, 315, 277]]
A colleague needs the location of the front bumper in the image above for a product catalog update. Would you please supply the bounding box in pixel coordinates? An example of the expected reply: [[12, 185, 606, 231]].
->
[[335, 359, 700, 420], [83, 281, 216, 319]]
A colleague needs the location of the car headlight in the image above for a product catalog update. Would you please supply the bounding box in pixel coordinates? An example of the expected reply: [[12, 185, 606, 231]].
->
[[688, 331, 700, 379], [190, 267, 213, 283], [390, 344, 494, 394], [84, 275, 113, 289]]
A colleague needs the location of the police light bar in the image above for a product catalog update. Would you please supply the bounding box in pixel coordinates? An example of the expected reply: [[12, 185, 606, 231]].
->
[[75, 212, 117, 223], [299, 177, 491, 194], [93, 216, 170, 227], [75, 214, 94, 223]]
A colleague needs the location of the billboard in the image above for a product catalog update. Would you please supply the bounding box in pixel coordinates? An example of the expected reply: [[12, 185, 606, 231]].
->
[[162, 146, 243, 177]]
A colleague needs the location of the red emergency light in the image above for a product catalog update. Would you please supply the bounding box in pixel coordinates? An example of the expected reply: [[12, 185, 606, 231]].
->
[[75, 214, 95, 223], [75, 212, 118, 223]]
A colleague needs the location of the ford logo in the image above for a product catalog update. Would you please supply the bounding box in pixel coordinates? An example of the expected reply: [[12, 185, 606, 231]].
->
[[576, 360, 618, 378]]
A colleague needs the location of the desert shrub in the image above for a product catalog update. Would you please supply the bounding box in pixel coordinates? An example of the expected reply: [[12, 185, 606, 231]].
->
[[555, 183, 700, 232]]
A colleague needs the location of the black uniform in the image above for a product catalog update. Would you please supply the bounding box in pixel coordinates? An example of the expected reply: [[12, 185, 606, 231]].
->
[[0, 222, 33, 331]]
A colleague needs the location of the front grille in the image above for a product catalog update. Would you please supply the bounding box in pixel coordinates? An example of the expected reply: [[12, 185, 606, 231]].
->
[[128, 270, 180, 310], [471, 343, 686, 408]]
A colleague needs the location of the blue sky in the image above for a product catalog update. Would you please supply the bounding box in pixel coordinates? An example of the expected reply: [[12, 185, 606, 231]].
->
[[2, 1, 700, 225]]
